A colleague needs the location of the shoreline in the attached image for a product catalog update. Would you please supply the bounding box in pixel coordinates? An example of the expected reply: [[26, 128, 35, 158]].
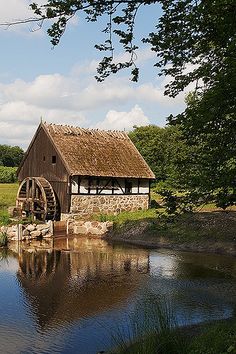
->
[[104, 211, 236, 256], [106, 236, 236, 256]]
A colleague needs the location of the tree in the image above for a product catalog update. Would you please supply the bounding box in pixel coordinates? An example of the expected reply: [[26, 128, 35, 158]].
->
[[4, 1, 236, 87], [129, 125, 190, 188], [3, 0, 236, 207], [0, 145, 24, 167], [172, 69, 236, 208]]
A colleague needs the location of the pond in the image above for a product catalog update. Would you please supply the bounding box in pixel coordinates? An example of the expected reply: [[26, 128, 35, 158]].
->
[[1, 237, 236, 354]]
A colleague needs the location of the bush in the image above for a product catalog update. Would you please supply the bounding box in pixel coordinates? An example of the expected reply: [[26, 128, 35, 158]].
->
[[0, 214, 11, 226], [0, 232, 8, 247], [0, 166, 17, 183]]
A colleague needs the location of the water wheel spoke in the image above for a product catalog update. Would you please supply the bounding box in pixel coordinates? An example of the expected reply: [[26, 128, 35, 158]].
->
[[16, 177, 57, 221]]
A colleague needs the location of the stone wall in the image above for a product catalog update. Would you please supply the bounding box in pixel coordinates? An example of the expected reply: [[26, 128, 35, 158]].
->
[[1, 222, 53, 241], [70, 194, 149, 218], [72, 220, 113, 236]]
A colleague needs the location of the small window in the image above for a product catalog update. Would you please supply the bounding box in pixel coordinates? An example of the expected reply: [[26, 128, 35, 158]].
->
[[125, 180, 132, 194], [43, 156, 45, 162], [52, 155, 56, 164]]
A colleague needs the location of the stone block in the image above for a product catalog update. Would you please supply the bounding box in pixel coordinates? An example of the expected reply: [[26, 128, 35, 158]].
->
[[43, 233, 52, 238], [10, 235, 18, 241], [74, 221, 85, 226], [87, 227, 103, 235], [26, 224, 36, 232], [91, 221, 99, 227], [41, 229, 50, 236], [22, 229, 30, 237], [36, 224, 49, 231], [74, 226, 87, 234], [30, 230, 41, 238]]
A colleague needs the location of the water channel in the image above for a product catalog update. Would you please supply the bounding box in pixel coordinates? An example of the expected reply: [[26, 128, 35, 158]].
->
[[1, 236, 236, 354]]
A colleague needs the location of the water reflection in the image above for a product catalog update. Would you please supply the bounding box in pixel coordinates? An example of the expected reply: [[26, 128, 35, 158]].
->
[[13, 238, 149, 330], [1, 239, 236, 354]]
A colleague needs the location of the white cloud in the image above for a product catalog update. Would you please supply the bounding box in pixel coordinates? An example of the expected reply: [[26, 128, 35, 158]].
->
[[71, 47, 156, 79], [0, 99, 86, 148], [0, 71, 183, 113], [95, 105, 150, 131], [0, 0, 33, 22], [0, 57, 187, 148], [0, 0, 44, 35], [0, 0, 78, 36]]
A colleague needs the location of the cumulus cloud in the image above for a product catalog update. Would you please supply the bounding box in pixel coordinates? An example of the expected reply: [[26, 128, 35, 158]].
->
[[0, 0, 78, 36], [0, 56, 187, 148], [95, 105, 150, 131], [0, 99, 86, 147], [0, 0, 44, 35], [0, 0, 33, 22], [71, 47, 156, 77], [0, 71, 182, 113]]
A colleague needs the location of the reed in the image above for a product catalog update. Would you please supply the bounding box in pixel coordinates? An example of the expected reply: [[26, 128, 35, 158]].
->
[[109, 294, 188, 354], [0, 231, 8, 247]]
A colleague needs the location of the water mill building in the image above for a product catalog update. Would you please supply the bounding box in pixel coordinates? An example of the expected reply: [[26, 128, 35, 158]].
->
[[16, 122, 155, 220]]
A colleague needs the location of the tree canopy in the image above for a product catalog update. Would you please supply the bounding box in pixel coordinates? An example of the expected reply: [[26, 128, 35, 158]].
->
[[5, 1, 236, 87], [129, 125, 190, 189], [3, 0, 236, 208], [0, 145, 24, 167]]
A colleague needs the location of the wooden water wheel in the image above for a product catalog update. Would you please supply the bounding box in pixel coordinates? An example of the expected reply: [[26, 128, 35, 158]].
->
[[16, 177, 57, 221]]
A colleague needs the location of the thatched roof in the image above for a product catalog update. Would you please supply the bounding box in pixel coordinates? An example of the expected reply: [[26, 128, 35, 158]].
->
[[43, 123, 155, 179]]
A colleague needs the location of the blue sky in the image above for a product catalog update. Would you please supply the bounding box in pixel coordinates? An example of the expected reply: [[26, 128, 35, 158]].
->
[[0, 1, 188, 149]]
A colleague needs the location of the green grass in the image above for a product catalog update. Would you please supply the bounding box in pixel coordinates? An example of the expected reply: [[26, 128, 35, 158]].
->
[[189, 319, 236, 354], [0, 232, 8, 247], [112, 318, 236, 354], [95, 208, 157, 225], [0, 183, 18, 208], [110, 294, 188, 354], [109, 292, 236, 354], [0, 183, 18, 221]]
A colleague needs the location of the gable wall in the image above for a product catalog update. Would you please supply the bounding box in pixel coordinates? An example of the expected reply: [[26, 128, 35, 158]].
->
[[18, 127, 69, 212]]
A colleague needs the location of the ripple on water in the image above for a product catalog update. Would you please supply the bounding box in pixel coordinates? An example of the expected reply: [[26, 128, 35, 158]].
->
[[0, 241, 236, 353]]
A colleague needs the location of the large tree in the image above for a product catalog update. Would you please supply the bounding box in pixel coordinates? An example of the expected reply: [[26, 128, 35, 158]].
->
[[5, 1, 236, 87], [3, 0, 236, 206], [0, 145, 24, 167], [129, 125, 190, 188]]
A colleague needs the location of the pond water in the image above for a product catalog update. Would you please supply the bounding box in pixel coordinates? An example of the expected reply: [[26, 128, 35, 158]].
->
[[1, 237, 236, 354]]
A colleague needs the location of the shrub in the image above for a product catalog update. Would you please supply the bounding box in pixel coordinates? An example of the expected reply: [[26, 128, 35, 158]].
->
[[0, 215, 11, 226], [0, 166, 17, 183], [0, 232, 8, 247]]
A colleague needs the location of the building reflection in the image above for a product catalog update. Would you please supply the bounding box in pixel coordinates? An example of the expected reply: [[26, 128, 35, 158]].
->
[[14, 237, 149, 329]]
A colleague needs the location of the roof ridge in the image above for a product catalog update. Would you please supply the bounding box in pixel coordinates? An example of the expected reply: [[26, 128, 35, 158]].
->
[[44, 122, 128, 139]]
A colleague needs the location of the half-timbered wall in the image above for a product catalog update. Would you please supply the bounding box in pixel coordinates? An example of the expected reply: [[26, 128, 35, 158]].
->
[[71, 177, 149, 195]]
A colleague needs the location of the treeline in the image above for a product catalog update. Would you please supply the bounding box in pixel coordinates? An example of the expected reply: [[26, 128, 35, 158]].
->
[[0, 145, 24, 183], [129, 125, 188, 190], [129, 124, 235, 211]]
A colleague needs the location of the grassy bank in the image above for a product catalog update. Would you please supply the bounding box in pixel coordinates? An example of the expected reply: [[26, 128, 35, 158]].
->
[[108, 293, 236, 354], [0, 183, 18, 220], [104, 208, 236, 255], [111, 317, 236, 354]]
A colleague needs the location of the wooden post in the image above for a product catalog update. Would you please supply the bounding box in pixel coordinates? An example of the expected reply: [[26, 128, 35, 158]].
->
[[66, 220, 69, 235], [48, 220, 54, 236], [26, 179, 29, 199], [17, 224, 23, 242]]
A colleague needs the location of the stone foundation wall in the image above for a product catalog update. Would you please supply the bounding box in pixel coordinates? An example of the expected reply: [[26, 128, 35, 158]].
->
[[70, 194, 149, 218], [72, 220, 113, 236], [1, 222, 53, 241]]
